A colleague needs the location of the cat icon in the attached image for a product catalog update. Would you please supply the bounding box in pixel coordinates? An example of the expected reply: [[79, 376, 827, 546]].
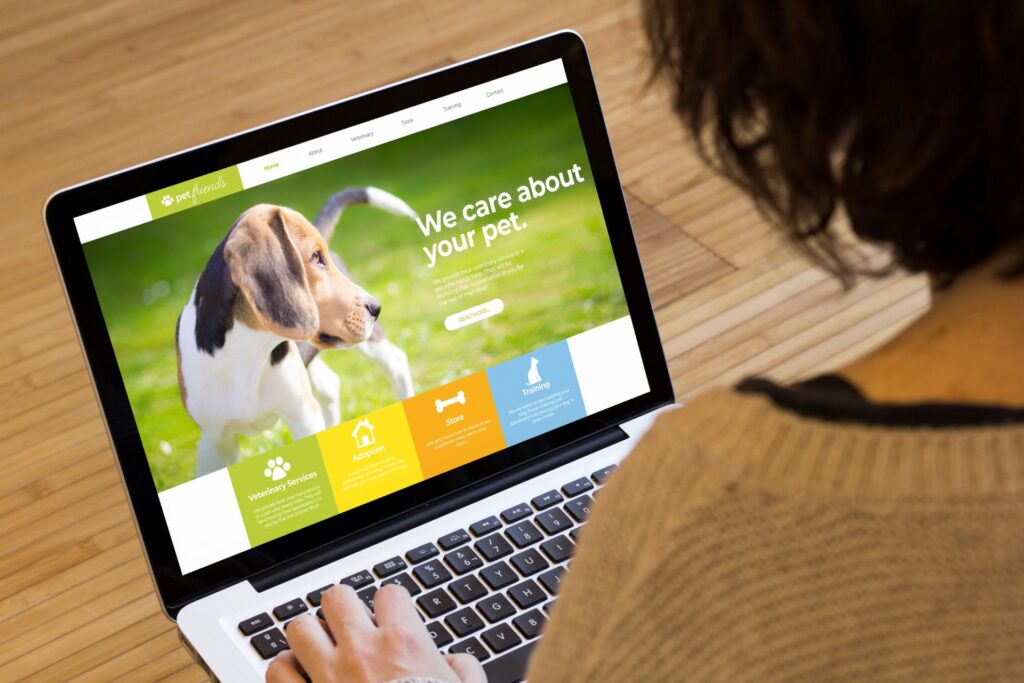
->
[[526, 357, 542, 385]]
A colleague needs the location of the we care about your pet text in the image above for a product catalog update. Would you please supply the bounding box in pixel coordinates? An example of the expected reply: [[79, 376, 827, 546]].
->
[[416, 163, 587, 269]]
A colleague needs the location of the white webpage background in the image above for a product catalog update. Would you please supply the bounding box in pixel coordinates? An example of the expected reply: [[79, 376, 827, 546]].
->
[[568, 316, 650, 414], [159, 468, 251, 574]]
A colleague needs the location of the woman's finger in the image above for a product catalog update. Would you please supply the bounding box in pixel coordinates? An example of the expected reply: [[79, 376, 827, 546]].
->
[[265, 651, 307, 683], [320, 585, 376, 644], [373, 583, 425, 633], [283, 614, 335, 680], [444, 652, 488, 683]]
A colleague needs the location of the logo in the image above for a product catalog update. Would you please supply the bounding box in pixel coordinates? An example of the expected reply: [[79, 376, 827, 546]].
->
[[160, 194, 174, 207], [263, 456, 291, 481], [526, 357, 542, 385], [351, 418, 376, 448], [435, 390, 467, 413]]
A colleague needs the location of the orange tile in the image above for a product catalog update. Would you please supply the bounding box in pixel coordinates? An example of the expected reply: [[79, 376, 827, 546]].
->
[[403, 372, 506, 478]]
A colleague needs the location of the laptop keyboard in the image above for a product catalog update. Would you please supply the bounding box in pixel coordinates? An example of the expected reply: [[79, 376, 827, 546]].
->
[[238, 463, 617, 682]]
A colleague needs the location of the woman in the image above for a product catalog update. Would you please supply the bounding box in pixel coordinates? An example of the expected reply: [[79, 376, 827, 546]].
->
[[268, 2, 1024, 681]]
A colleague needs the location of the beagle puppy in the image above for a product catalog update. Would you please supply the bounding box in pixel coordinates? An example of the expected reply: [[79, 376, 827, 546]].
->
[[177, 187, 417, 477]]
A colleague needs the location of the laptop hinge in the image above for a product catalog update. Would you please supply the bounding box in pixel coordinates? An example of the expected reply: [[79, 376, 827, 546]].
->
[[249, 424, 627, 592]]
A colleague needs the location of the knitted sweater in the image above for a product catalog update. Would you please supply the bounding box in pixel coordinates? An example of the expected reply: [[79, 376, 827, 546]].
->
[[525, 387, 1024, 682]]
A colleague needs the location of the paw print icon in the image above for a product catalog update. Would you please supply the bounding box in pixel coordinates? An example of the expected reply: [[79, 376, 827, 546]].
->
[[263, 456, 291, 481], [160, 194, 173, 207]]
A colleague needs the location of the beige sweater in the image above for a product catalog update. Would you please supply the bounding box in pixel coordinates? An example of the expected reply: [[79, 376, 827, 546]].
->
[[525, 389, 1024, 682]]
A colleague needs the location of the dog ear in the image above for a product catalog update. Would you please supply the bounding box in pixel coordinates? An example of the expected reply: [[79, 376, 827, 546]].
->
[[224, 207, 319, 340]]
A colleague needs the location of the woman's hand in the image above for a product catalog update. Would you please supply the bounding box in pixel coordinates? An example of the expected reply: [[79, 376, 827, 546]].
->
[[266, 583, 486, 683]]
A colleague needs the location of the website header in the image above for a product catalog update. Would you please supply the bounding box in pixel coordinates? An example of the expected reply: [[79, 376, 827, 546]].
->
[[74, 60, 567, 243]]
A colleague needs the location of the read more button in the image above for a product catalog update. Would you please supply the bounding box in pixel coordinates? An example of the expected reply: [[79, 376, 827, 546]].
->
[[445, 298, 504, 331]]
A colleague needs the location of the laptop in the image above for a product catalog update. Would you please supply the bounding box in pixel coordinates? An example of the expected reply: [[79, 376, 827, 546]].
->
[[43, 31, 674, 682]]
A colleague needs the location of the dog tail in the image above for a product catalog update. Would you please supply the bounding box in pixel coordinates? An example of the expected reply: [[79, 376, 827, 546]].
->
[[312, 186, 417, 242]]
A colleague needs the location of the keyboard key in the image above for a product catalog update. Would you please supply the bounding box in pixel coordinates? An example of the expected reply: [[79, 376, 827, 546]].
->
[[570, 526, 583, 542], [535, 508, 573, 535], [512, 609, 547, 639], [500, 503, 532, 523], [373, 557, 407, 578], [561, 477, 595, 497], [445, 607, 485, 637], [480, 561, 517, 590], [418, 588, 457, 618], [565, 495, 593, 522], [540, 535, 574, 563], [531, 490, 564, 510], [438, 529, 471, 550], [543, 600, 557, 614], [444, 547, 484, 575], [507, 579, 545, 609], [591, 464, 617, 484], [483, 640, 537, 683], [449, 575, 488, 603], [381, 572, 422, 596], [476, 593, 516, 623], [470, 515, 502, 536], [250, 627, 289, 659], [449, 636, 490, 662], [482, 623, 523, 654], [238, 612, 272, 635], [505, 520, 543, 548], [272, 598, 307, 621], [340, 570, 374, 589], [413, 560, 452, 588], [356, 585, 378, 612], [426, 621, 453, 648], [538, 566, 565, 595], [316, 608, 325, 620], [306, 585, 333, 607], [475, 533, 514, 561], [510, 548, 549, 577], [406, 542, 439, 564]]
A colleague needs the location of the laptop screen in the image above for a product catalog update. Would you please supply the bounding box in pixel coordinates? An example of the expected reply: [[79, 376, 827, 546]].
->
[[73, 59, 649, 574]]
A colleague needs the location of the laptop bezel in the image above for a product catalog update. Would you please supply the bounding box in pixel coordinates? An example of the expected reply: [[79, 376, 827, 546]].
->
[[43, 31, 674, 618]]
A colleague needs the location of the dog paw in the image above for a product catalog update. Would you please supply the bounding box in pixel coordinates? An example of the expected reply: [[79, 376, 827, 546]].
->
[[263, 455, 291, 481]]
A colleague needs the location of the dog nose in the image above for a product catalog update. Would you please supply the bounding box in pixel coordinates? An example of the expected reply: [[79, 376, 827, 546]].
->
[[365, 299, 381, 319]]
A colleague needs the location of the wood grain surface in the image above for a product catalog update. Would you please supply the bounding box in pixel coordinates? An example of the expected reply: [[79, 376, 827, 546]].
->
[[0, 1, 928, 680]]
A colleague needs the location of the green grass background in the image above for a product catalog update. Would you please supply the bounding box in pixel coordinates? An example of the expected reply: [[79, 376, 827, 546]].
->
[[84, 84, 628, 492]]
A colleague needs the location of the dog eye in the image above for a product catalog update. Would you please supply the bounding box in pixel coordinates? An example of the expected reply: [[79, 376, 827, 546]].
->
[[312, 250, 326, 267]]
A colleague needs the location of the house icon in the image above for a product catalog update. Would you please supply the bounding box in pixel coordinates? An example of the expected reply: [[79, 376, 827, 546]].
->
[[351, 418, 376, 448]]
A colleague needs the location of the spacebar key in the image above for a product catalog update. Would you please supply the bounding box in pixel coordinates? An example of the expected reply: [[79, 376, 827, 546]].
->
[[482, 641, 536, 683]]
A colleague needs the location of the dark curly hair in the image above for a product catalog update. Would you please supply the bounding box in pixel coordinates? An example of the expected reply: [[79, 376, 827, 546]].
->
[[643, 0, 1024, 286]]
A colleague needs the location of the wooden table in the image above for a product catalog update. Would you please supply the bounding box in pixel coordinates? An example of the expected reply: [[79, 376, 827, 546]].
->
[[0, 1, 928, 680]]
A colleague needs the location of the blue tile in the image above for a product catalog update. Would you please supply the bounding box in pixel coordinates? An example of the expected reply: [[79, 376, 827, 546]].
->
[[486, 340, 586, 445]]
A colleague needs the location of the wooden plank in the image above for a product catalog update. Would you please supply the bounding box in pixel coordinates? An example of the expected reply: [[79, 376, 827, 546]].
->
[[0, 540, 143, 626], [71, 629, 188, 683]]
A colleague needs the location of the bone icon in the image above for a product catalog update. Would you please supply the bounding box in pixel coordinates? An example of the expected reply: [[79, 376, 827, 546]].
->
[[435, 390, 467, 413]]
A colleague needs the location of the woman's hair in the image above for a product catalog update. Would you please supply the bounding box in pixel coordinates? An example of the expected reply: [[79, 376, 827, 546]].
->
[[643, 0, 1024, 285]]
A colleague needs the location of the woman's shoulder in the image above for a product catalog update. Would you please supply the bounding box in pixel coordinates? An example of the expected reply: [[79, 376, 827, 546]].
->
[[632, 384, 1024, 501], [632, 388, 784, 474], [604, 389, 777, 507]]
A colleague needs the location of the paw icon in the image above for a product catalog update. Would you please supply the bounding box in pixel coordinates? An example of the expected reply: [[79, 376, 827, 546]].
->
[[160, 194, 173, 207], [263, 456, 291, 481]]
